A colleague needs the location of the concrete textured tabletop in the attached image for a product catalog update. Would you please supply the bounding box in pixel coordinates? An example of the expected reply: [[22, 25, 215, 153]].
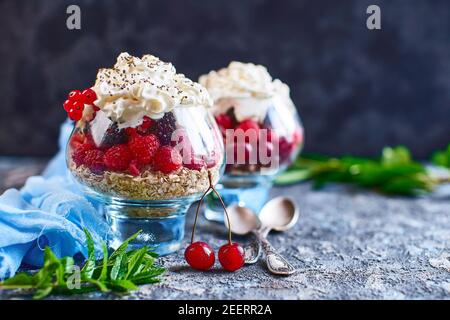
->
[[1, 158, 450, 300]]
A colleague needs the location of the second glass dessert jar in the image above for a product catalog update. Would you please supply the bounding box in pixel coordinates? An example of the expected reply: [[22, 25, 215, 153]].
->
[[199, 62, 304, 221], [65, 53, 224, 255]]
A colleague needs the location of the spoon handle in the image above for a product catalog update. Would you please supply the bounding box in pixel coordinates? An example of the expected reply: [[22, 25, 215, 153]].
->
[[243, 239, 261, 264], [243, 226, 269, 264], [253, 231, 296, 276]]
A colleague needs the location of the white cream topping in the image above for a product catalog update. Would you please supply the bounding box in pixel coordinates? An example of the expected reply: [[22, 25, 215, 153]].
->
[[199, 61, 294, 103], [92, 53, 212, 124]]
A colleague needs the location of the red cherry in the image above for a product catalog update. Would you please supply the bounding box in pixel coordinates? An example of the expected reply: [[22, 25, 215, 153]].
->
[[68, 90, 83, 102], [63, 99, 74, 112], [218, 242, 244, 272], [82, 88, 97, 104], [185, 241, 215, 271]]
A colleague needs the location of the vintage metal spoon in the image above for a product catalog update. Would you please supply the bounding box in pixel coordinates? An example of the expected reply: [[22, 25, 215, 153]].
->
[[243, 197, 300, 264], [226, 199, 298, 275]]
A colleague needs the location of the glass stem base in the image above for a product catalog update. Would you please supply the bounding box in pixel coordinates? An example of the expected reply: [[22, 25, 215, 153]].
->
[[103, 200, 189, 256]]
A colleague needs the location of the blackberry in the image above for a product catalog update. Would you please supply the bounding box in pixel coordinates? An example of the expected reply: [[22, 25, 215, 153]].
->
[[101, 123, 128, 149], [153, 112, 177, 145]]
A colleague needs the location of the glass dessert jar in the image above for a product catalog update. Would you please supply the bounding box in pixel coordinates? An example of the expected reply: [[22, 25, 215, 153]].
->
[[199, 62, 304, 221], [65, 53, 224, 254]]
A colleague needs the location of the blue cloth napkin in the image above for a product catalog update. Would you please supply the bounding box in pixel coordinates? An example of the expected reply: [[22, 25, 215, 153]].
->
[[0, 120, 110, 280]]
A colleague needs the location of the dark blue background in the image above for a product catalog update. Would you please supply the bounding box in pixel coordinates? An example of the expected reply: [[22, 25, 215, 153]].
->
[[0, 0, 448, 158]]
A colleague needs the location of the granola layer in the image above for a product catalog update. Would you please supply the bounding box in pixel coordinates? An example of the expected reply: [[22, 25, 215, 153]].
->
[[70, 161, 221, 201]]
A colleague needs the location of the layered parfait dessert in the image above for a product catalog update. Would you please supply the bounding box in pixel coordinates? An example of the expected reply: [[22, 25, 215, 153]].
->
[[65, 53, 223, 207], [199, 61, 303, 177], [199, 61, 304, 221], [63, 53, 224, 252]]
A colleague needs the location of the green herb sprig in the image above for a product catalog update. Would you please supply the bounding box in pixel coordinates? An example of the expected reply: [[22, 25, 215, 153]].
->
[[275, 146, 437, 196], [0, 230, 164, 300], [432, 144, 450, 168]]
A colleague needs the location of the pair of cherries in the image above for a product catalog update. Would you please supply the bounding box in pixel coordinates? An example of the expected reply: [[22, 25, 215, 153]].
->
[[184, 173, 245, 272]]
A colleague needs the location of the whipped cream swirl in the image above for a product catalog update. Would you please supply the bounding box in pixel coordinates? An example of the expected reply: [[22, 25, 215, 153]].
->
[[199, 61, 293, 103], [93, 53, 212, 123]]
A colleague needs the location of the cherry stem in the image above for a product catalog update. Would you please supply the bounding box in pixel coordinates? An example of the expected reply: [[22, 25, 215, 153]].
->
[[207, 171, 233, 245], [212, 187, 233, 245], [191, 186, 211, 244], [190, 171, 233, 245]]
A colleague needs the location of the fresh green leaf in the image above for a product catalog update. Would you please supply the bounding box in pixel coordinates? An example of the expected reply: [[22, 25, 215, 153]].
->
[[0, 230, 163, 300], [432, 144, 450, 168], [98, 241, 109, 281], [275, 145, 438, 196], [125, 247, 148, 279], [109, 230, 142, 261], [110, 252, 127, 281], [81, 229, 96, 279], [110, 280, 138, 292], [86, 279, 109, 293], [33, 286, 52, 300], [0, 272, 35, 289]]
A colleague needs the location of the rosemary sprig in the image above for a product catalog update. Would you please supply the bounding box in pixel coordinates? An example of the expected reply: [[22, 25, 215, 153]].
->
[[275, 146, 438, 196], [0, 230, 164, 299]]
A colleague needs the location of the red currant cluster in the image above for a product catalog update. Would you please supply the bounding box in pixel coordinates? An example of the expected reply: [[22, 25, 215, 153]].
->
[[215, 110, 303, 171], [63, 88, 98, 121], [185, 172, 245, 272]]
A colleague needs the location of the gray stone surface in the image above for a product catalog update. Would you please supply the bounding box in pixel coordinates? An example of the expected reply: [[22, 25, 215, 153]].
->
[[1, 159, 449, 300], [131, 184, 450, 300]]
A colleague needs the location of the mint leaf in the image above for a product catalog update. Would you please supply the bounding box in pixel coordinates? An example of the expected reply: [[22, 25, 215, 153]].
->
[[81, 229, 96, 279], [0, 230, 163, 299]]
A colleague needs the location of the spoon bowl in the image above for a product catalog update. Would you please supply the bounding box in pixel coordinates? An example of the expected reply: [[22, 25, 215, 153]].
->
[[225, 205, 261, 235], [258, 197, 299, 233]]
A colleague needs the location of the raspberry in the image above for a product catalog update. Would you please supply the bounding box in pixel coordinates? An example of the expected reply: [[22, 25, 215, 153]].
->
[[153, 112, 177, 146], [236, 119, 260, 134], [128, 134, 160, 165], [100, 124, 128, 149], [292, 128, 303, 145], [128, 159, 141, 177], [70, 132, 86, 149], [83, 149, 105, 174], [72, 140, 95, 166], [153, 146, 182, 174], [136, 116, 154, 135], [104, 145, 132, 171], [206, 150, 220, 169], [184, 154, 206, 171], [125, 127, 138, 138], [215, 114, 233, 131], [279, 137, 293, 164], [266, 129, 278, 143]]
